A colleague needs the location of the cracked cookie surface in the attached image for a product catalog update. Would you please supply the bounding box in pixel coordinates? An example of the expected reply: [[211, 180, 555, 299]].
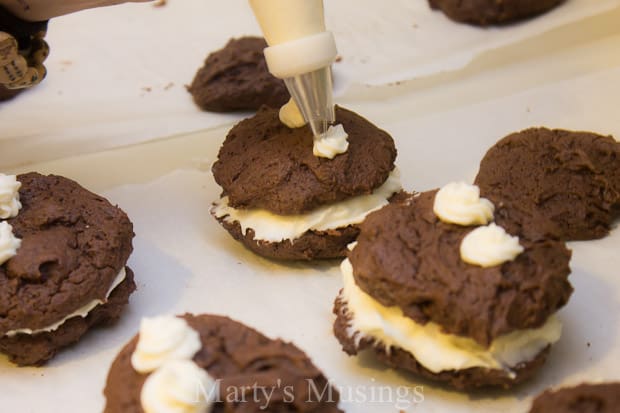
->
[[475, 128, 620, 241], [212, 106, 397, 215]]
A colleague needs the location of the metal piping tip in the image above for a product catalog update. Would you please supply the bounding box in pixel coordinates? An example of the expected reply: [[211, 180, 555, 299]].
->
[[284, 66, 335, 140]]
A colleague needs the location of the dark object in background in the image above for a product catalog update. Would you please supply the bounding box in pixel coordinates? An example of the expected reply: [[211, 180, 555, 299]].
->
[[188, 37, 289, 112], [529, 382, 620, 413], [428, 0, 565, 26], [0, 84, 22, 102]]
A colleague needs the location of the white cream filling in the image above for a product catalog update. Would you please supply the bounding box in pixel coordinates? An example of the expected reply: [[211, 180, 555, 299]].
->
[[5, 268, 127, 337], [279, 97, 307, 129], [313, 124, 349, 159], [212, 169, 401, 242], [340, 258, 562, 374]]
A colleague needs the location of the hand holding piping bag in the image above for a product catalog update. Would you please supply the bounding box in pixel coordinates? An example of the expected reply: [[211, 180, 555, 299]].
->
[[0, 0, 152, 90]]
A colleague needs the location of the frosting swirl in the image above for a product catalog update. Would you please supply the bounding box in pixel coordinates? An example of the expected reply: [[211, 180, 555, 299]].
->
[[313, 124, 349, 159], [141, 360, 216, 413], [461, 223, 524, 267], [433, 182, 494, 226], [131, 316, 202, 373], [0, 174, 21, 219], [0, 222, 21, 265]]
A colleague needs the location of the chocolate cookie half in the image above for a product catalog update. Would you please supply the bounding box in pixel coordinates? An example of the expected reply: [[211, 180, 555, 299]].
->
[[104, 313, 342, 413], [475, 128, 620, 241], [0, 172, 135, 366], [529, 383, 620, 412], [333, 186, 573, 390], [188, 37, 289, 112], [211, 105, 400, 261], [428, 0, 565, 26]]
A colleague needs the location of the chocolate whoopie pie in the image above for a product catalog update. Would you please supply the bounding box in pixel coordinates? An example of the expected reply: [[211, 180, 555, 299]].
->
[[529, 382, 620, 413], [188, 37, 289, 112], [475, 128, 620, 241], [211, 105, 400, 260], [333, 188, 573, 390], [0, 172, 135, 366], [428, 0, 565, 26], [104, 313, 342, 413]]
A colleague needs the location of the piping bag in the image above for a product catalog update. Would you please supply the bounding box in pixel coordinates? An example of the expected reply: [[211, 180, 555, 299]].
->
[[249, 0, 337, 140]]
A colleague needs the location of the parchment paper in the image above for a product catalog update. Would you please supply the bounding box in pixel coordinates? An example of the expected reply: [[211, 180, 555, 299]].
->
[[0, 0, 618, 167], [1, 51, 619, 412]]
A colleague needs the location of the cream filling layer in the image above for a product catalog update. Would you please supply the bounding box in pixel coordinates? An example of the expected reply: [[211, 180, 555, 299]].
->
[[340, 259, 562, 374], [5, 268, 127, 337], [212, 169, 401, 242]]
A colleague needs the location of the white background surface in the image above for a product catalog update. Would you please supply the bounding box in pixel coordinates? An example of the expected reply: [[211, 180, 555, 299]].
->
[[1, 1, 620, 412], [0, 0, 619, 167]]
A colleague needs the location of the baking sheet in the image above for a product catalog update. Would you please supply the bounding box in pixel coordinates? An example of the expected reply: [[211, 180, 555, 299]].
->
[[1, 45, 619, 412], [1, 0, 619, 168]]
